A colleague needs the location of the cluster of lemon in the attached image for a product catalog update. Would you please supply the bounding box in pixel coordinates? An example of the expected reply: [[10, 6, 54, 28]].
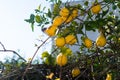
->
[[45, 3, 101, 37], [45, 7, 78, 37], [55, 34, 77, 47], [83, 32, 107, 48], [45, 3, 104, 80], [46, 67, 80, 79]]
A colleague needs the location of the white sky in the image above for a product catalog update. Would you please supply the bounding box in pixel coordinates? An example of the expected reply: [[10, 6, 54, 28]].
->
[[0, 0, 52, 62]]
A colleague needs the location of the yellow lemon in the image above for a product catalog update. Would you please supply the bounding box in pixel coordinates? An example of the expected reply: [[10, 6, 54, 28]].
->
[[106, 74, 112, 80], [65, 35, 77, 45], [91, 4, 101, 14], [56, 53, 67, 66], [55, 37, 65, 47], [59, 7, 69, 17], [45, 25, 57, 36], [83, 37, 92, 48], [96, 32, 106, 47], [55, 78, 60, 80], [46, 72, 54, 79], [72, 67, 80, 77], [71, 8, 78, 18], [62, 15, 73, 23], [53, 16, 63, 26]]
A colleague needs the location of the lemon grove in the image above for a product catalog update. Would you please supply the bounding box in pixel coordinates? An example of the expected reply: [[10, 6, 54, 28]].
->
[[24, 0, 120, 80]]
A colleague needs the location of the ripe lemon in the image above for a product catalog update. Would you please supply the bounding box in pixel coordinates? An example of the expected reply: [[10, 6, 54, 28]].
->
[[91, 4, 101, 14], [62, 15, 73, 23], [65, 35, 77, 45], [96, 32, 106, 47], [56, 53, 67, 66], [59, 7, 69, 17], [55, 78, 60, 80], [72, 67, 80, 77], [106, 74, 112, 80], [71, 8, 78, 18], [53, 16, 63, 26], [45, 25, 57, 36], [55, 37, 65, 47], [83, 37, 92, 48], [46, 72, 54, 79]]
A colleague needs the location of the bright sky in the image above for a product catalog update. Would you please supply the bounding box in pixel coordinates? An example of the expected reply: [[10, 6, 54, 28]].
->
[[0, 0, 52, 62]]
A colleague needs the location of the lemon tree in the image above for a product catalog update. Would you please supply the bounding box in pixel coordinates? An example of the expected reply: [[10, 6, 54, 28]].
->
[[24, 0, 120, 80]]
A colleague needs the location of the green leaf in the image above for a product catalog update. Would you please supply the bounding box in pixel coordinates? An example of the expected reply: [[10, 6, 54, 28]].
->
[[47, 9, 52, 18], [84, 1, 89, 6], [31, 22, 34, 32], [30, 14, 35, 23], [117, 2, 120, 9], [102, 8, 109, 17], [112, 4, 117, 10], [35, 9, 40, 13], [24, 19, 31, 23], [24, 14, 35, 23]]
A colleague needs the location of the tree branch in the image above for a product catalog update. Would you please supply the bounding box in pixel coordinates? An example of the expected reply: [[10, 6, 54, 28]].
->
[[0, 42, 26, 62]]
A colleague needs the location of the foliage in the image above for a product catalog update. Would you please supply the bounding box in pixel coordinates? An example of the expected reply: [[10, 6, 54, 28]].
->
[[0, 0, 120, 80]]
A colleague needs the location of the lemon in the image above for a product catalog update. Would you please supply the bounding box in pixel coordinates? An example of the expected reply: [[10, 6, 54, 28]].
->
[[72, 67, 80, 77], [55, 37, 65, 47], [71, 8, 78, 18], [65, 48, 72, 56], [96, 32, 106, 47], [45, 25, 57, 36], [59, 7, 69, 17], [46, 72, 54, 79], [61, 46, 72, 56], [62, 15, 73, 23], [83, 37, 92, 48], [53, 16, 63, 26], [91, 4, 101, 14], [55, 78, 60, 80], [56, 53, 67, 66], [65, 35, 77, 45], [106, 74, 112, 80]]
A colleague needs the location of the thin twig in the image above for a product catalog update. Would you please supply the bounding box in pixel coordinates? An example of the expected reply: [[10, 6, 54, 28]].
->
[[0, 50, 26, 62], [0, 42, 26, 62], [0, 42, 6, 50], [22, 36, 50, 79]]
